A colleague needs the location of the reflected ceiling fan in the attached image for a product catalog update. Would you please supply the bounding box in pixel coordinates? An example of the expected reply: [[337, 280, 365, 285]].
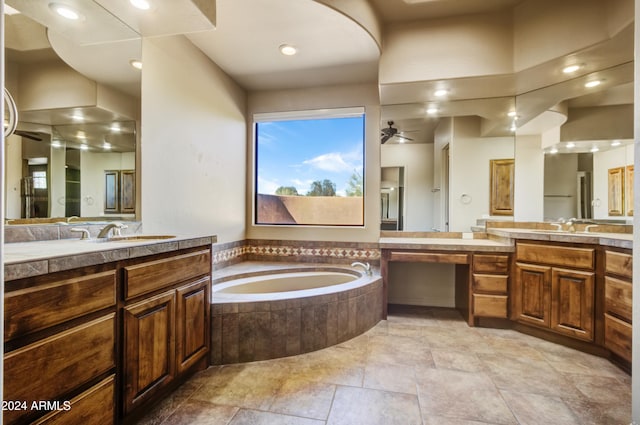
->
[[381, 120, 414, 144]]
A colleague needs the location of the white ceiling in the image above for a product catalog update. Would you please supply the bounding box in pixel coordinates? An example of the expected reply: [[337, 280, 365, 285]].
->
[[186, 0, 380, 90], [4, 0, 634, 149]]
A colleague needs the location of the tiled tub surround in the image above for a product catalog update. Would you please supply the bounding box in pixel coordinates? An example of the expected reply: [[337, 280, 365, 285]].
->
[[211, 262, 384, 365], [212, 239, 381, 269]]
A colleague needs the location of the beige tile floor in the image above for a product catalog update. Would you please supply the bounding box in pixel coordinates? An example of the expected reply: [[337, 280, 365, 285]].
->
[[137, 306, 631, 425]]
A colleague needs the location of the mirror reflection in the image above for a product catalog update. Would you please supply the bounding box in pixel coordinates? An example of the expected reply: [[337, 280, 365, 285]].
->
[[3, 1, 140, 222], [515, 62, 634, 223], [380, 97, 516, 232]]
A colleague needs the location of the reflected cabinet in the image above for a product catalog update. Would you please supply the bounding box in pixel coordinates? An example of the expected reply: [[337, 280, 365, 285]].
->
[[489, 159, 514, 216], [105, 170, 135, 214]]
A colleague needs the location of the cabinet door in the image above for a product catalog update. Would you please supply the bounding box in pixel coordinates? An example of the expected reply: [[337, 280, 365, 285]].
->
[[123, 291, 176, 415], [551, 268, 595, 341], [513, 263, 551, 328], [104, 171, 119, 213], [176, 277, 210, 374], [120, 170, 136, 214], [489, 159, 514, 216]]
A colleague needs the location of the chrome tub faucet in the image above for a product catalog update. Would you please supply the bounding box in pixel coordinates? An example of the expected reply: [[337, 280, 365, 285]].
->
[[351, 261, 372, 276]]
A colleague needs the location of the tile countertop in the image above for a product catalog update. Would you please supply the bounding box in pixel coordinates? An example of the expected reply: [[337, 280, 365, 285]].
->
[[487, 228, 633, 250], [380, 229, 633, 252], [379, 236, 514, 252], [3, 234, 217, 281]]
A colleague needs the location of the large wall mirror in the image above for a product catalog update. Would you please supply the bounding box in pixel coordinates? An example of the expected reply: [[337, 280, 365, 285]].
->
[[380, 97, 516, 233], [513, 28, 633, 224], [381, 18, 633, 233], [3, 1, 141, 222]]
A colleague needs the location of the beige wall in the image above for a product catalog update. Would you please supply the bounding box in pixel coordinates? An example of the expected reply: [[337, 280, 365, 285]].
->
[[513, 135, 545, 222], [379, 10, 513, 84], [247, 83, 380, 243], [141, 35, 247, 242], [381, 143, 434, 231], [449, 117, 514, 232]]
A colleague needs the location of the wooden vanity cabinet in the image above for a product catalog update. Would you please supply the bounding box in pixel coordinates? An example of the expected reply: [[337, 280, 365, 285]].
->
[[4, 244, 212, 424], [471, 254, 509, 319], [121, 249, 211, 417], [604, 249, 632, 362], [3, 268, 117, 425], [513, 242, 596, 342]]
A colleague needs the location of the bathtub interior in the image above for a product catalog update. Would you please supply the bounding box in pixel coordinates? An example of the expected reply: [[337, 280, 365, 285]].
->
[[215, 271, 359, 294]]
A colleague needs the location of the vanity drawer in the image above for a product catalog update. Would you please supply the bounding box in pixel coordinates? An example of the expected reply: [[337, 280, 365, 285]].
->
[[473, 254, 509, 274], [605, 276, 632, 323], [604, 313, 632, 362], [473, 274, 508, 293], [4, 270, 116, 341], [4, 314, 115, 425], [124, 249, 211, 299], [473, 294, 508, 318], [516, 243, 594, 270], [33, 375, 115, 425], [605, 250, 632, 279]]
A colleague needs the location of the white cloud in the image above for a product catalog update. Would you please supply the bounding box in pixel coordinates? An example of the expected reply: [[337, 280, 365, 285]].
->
[[302, 152, 354, 173], [257, 176, 280, 194]]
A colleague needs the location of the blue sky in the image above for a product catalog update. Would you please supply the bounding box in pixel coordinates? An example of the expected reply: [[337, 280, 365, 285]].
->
[[256, 116, 364, 196]]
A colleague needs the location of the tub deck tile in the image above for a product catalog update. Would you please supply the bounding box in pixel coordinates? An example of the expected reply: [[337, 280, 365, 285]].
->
[[314, 304, 329, 351], [255, 312, 272, 361], [286, 308, 302, 356]]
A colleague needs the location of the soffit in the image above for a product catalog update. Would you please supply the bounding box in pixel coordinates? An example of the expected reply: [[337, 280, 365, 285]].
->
[[186, 0, 381, 91], [368, 0, 525, 23]]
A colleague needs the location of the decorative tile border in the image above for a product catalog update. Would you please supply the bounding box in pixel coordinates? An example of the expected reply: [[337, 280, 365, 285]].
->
[[212, 239, 380, 268]]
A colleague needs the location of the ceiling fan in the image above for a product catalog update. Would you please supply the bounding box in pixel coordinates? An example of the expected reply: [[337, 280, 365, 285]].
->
[[381, 120, 414, 144]]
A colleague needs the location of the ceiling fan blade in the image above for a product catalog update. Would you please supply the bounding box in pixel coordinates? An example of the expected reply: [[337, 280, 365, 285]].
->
[[381, 134, 391, 144], [395, 134, 414, 141]]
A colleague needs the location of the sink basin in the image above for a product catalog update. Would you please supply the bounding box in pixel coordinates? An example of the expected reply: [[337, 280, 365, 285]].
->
[[107, 235, 176, 242]]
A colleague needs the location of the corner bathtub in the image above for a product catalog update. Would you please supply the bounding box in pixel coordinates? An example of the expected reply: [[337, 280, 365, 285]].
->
[[210, 263, 383, 365]]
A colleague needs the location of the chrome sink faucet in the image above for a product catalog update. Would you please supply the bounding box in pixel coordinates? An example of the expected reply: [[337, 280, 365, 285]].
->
[[97, 222, 127, 238], [351, 261, 372, 276], [584, 224, 599, 233], [70, 228, 90, 240]]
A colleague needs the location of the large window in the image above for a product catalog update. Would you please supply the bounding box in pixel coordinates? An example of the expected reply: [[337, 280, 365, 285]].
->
[[254, 108, 365, 226]]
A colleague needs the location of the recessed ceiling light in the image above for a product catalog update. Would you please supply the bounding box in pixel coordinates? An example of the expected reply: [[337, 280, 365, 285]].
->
[[103, 142, 112, 150], [566, 142, 575, 148], [76, 131, 87, 139], [110, 124, 121, 132], [434, 89, 448, 97], [590, 146, 599, 153], [80, 144, 89, 151], [611, 140, 621, 147], [129, 59, 142, 70], [130, 0, 151, 10], [51, 140, 63, 148], [550, 147, 558, 154], [71, 113, 84, 121], [507, 111, 517, 117], [585, 80, 601, 88], [426, 107, 438, 115], [49, 3, 81, 20], [562, 64, 581, 74], [279, 44, 297, 56]]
